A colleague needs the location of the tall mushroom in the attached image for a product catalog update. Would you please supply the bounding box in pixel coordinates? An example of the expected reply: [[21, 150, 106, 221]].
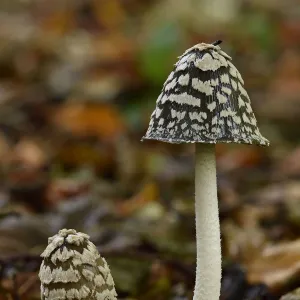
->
[[142, 41, 269, 300]]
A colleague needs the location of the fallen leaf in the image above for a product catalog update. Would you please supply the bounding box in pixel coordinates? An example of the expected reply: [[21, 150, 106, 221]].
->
[[55, 138, 116, 175], [92, 0, 127, 30], [247, 240, 300, 293], [6, 138, 48, 171], [222, 219, 266, 264], [37, 3, 75, 36], [280, 287, 300, 300], [276, 147, 300, 179], [218, 146, 267, 172], [52, 102, 126, 142], [116, 181, 160, 216]]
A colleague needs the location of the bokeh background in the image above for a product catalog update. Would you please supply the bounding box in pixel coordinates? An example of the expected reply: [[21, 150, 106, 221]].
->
[[0, 0, 299, 299]]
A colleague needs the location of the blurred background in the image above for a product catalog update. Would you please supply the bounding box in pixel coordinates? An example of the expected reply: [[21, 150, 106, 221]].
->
[[0, 0, 299, 299]]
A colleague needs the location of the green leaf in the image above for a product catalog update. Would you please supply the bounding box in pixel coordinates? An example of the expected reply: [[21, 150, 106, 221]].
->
[[138, 21, 184, 85]]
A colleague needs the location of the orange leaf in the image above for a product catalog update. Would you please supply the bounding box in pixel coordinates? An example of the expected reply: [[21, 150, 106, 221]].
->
[[92, 0, 127, 30], [38, 4, 74, 35], [52, 103, 126, 142], [117, 181, 159, 216], [218, 146, 266, 172]]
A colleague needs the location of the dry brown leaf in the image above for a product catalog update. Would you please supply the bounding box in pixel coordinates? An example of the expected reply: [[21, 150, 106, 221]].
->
[[222, 220, 267, 264], [261, 51, 300, 121], [279, 20, 300, 48], [37, 4, 75, 36], [218, 146, 266, 172], [7, 138, 47, 171], [92, 0, 127, 30], [276, 147, 300, 178], [52, 103, 126, 142], [2, 139, 50, 212], [251, 181, 300, 208], [247, 240, 300, 293], [250, 183, 285, 205], [2, 272, 40, 300], [55, 140, 115, 173], [91, 32, 137, 64], [0, 235, 29, 257], [280, 287, 300, 300], [75, 70, 124, 101], [117, 181, 160, 216], [47, 178, 91, 205]]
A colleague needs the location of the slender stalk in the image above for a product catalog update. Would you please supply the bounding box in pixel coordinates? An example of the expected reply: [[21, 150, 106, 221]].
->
[[194, 144, 221, 300]]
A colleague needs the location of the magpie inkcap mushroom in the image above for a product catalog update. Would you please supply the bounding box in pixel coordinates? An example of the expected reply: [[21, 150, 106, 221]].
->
[[142, 41, 269, 300], [39, 229, 117, 300]]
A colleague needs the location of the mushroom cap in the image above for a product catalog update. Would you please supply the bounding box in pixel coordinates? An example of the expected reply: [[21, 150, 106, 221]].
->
[[39, 229, 117, 300], [142, 42, 269, 146]]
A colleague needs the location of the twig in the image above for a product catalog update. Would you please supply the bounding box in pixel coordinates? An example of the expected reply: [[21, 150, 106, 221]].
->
[[11, 272, 20, 300], [18, 273, 38, 296]]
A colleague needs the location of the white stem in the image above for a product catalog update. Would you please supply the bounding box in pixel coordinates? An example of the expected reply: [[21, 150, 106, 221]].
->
[[193, 144, 221, 300]]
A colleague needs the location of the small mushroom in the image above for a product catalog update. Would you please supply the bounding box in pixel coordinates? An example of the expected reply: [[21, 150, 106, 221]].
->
[[39, 229, 117, 300], [142, 41, 269, 300]]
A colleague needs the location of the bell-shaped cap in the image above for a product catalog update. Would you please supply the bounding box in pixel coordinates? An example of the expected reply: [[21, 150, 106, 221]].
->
[[142, 42, 269, 146], [39, 229, 117, 300]]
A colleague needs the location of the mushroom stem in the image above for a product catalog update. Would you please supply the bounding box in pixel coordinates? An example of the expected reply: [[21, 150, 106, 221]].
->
[[194, 144, 221, 300]]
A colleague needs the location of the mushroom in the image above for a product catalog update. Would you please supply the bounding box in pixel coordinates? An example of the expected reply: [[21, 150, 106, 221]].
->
[[39, 229, 117, 300], [142, 41, 269, 299]]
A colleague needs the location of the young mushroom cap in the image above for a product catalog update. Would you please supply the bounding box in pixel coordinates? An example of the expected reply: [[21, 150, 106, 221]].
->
[[39, 229, 117, 300], [142, 42, 269, 146]]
